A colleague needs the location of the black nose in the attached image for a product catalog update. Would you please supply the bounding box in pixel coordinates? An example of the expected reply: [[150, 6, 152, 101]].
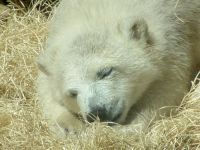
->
[[86, 107, 111, 123]]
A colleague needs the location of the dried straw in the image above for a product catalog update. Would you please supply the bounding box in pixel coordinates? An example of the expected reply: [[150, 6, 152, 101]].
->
[[0, 2, 200, 150]]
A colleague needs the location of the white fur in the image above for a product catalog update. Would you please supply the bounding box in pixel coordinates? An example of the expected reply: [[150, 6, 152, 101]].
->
[[37, 0, 200, 136]]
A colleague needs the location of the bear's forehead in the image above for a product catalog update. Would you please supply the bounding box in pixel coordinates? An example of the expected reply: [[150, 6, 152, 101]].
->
[[68, 32, 127, 60], [70, 32, 108, 54]]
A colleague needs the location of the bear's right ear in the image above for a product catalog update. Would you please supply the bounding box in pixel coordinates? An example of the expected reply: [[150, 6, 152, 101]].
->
[[130, 19, 150, 43], [37, 54, 51, 76], [119, 18, 153, 45]]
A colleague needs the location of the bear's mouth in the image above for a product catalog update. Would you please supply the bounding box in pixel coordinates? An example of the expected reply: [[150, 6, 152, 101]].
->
[[111, 111, 122, 122], [69, 109, 122, 125]]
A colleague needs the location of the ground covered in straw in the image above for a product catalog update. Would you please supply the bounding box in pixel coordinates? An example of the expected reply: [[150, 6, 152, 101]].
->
[[0, 4, 200, 150]]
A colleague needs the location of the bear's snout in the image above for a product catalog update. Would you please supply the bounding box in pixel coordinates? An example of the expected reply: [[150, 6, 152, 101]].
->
[[86, 106, 122, 123], [86, 106, 109, 122]]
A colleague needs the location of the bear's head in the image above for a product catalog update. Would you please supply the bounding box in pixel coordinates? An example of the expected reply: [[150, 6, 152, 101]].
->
[[38, 18, 160, 124]]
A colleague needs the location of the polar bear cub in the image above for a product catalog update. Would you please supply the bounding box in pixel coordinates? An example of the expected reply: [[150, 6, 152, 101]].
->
[[37, 0, 200, 137]]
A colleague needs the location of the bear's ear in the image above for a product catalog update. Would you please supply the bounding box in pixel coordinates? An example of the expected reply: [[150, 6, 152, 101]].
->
[[129, 19, 152, 45], [37, 54, 51, 76]]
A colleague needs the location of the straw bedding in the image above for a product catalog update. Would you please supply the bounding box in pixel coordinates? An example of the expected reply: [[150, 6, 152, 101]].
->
[[0, 3, 200, 150]]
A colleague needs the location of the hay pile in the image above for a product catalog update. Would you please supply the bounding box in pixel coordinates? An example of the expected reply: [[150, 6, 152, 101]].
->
[[0, 3, 200, 150]]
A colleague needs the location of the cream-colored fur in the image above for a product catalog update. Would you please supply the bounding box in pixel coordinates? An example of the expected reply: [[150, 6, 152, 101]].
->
[[37, 0, 200, 137]]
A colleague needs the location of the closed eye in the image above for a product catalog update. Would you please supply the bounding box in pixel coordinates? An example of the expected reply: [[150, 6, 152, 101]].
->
[[66, 89, 78, 98], [97, 67, 113, 80]]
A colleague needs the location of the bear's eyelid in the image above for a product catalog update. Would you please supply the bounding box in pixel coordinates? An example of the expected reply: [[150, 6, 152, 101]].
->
[[68, 89, 78, 98], [97, 67, 114, 79]]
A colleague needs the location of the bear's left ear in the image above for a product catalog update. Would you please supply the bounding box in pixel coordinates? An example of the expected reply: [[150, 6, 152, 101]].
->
[[37, 53, 51, 76], [129, 19, 152, 45]]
